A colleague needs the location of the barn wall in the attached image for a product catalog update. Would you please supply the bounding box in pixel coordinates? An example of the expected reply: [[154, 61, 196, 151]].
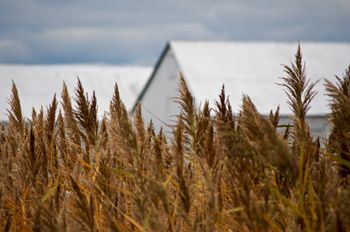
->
[[140, 48, 182, 133]]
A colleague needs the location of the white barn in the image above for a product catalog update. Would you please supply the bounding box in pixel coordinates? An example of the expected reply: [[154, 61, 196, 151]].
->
[[136, 41, 350, 139], [0, 65, 152, 121]]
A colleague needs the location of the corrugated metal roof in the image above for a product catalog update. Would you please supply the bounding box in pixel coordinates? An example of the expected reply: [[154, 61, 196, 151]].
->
[[0, 65, 152, 120], [171, 41, 350, 115]]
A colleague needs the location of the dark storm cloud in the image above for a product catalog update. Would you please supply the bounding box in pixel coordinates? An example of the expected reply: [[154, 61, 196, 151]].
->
[[0, 0, 349, 64]]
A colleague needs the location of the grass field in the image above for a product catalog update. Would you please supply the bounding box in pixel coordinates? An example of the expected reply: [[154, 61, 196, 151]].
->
[[0, 46, 350, 231]]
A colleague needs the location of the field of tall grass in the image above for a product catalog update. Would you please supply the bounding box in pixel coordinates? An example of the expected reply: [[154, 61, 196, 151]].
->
[[0, 46, 349, 231]]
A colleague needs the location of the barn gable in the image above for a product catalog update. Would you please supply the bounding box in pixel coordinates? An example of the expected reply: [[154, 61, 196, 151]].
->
[[135, 43, 184, 132]]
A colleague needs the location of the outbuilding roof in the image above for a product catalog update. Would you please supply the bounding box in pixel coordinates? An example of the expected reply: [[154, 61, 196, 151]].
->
[[0, 65, 152, 120]]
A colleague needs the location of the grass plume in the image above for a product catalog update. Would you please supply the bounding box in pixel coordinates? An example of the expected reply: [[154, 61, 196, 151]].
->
[[0, 45, 349, 231]]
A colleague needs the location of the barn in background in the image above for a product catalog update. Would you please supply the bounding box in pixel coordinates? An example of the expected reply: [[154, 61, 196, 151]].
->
[[135, 41, 350, 139], [0, 65, 152, 120]]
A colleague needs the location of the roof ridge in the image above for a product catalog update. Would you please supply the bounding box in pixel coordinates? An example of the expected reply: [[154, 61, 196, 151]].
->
[[170, 40, 350, 45]]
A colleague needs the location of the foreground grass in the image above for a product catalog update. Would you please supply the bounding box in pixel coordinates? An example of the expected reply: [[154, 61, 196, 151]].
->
[[0, 46, 350, 231]]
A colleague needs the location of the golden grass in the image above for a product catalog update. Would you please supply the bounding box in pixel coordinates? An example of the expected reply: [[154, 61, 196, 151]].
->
[[0, 46, 350, 231]]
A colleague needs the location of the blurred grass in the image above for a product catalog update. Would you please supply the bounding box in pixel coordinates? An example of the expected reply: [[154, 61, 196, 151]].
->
[[0, 45, 350, 231]]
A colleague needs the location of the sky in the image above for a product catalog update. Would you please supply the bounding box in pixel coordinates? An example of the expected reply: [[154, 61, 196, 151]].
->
[[0, 0, 349, 65]]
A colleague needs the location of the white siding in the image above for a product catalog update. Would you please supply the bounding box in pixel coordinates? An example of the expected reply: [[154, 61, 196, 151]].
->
[[140, 48, 182, 133]]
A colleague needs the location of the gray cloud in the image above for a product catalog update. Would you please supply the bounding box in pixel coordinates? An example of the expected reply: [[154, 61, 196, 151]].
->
[[0, 0, 349, 64]]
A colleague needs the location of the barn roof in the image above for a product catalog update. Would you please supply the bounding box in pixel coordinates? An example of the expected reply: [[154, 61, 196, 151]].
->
[[0, 65, 152, 120], [169, 41, 350, 115]]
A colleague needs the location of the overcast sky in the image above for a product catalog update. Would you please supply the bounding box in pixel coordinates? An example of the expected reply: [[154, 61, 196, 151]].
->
[[0, 0, 349, 65]]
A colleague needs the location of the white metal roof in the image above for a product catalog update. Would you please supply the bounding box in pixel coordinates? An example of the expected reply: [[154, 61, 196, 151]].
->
[[170, 41, 350, 115], [0, 65, 152, 120]]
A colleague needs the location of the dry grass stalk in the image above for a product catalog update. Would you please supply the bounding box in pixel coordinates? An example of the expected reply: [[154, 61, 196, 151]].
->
[[0, 45, 349, 231]]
